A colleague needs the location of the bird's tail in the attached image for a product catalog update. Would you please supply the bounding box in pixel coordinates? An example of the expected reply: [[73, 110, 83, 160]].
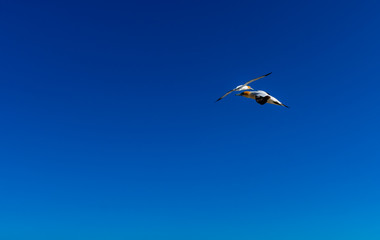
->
[[282, 104, 289, 108]]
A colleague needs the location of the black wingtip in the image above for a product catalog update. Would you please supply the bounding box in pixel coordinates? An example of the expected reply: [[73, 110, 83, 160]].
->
[[265, 72, 272, 76], [283, 104, 289, 108]]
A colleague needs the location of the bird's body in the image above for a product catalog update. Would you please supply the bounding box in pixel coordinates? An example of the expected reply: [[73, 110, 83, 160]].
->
[[215, 72, 272, 102], [236, 91, 289, 108]]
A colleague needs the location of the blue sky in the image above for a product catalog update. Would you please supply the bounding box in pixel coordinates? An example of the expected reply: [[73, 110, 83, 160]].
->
[[1, 0, 380, 239]]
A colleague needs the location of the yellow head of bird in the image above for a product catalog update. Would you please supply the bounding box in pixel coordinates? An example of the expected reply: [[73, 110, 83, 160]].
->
[[236, 91, 250, 96]]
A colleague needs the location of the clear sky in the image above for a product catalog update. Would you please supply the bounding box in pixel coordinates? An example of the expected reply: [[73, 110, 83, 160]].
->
[[1, 0, 380, 239]]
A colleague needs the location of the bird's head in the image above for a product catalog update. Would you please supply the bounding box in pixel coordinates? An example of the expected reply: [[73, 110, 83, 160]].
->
[[236, 91, 250, 96], [247, 86, 253, 90]]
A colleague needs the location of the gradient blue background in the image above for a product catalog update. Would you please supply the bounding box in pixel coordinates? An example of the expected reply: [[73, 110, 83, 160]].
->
[[1, 1, 380, 239]]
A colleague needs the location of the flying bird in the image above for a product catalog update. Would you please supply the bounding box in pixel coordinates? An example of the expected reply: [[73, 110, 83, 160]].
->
[[215, 72, 272, 102], [236, 90, 289, 108]]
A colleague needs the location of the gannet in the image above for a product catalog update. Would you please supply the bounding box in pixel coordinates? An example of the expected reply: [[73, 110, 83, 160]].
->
[[236, 91, 289, 108], [215, 72, 272, 102]]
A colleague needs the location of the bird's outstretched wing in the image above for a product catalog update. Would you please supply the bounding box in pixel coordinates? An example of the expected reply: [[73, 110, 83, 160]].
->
[[216, 89, 234, 102], [242, 72, 272, 86], [216, 72, 271, 102]]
